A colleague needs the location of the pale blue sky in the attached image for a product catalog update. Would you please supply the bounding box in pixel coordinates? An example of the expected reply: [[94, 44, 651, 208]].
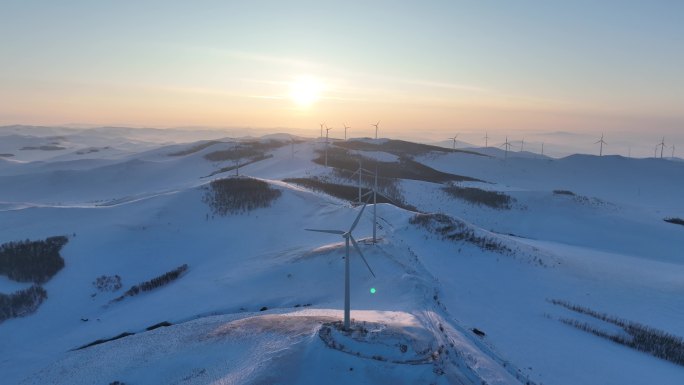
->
[[1, 0, 682, 141]]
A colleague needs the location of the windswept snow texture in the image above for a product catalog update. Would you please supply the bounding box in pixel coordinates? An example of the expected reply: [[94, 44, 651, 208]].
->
[[1, 127, 683, 385]]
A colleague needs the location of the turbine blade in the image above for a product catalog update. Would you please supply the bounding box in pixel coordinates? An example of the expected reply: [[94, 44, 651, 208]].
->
[[349, 204, 367, 232], [350, 236, 376, 277], [305, 229, 345, 235]]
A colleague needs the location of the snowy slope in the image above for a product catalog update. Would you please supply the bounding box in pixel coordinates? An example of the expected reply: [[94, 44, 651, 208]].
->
[[1, 130, 683, 384]]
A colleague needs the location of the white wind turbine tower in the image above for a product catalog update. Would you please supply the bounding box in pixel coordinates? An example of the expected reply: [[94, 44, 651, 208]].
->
[[671, 144, 676, 159], [306, 204, 376, 330], [595, 134, 607, 156], [225, 137, 242, 176], [658, 137, 666, 159], [371, 121, 380, 140], [520, 137, 525, 152], [290, 135, 295, 159], [541, 142, 545, 157], [449, 134, 459, 150], [483, 132, 489, 147], [500, 136, 512, 158], [350, 161, 379, 243], [325, 126, 334, 167], [319, 122, 325, 140], [343, 123, 350, 141]]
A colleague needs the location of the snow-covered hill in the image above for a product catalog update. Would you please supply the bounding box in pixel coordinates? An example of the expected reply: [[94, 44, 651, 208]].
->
[[1, 127, 683, 384]]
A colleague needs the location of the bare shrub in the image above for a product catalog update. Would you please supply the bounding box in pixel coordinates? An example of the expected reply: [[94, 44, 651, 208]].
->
[[410, 213, 512, 253], [553, 190, 575, 196], [316, 146, 481, 183], [442, 185, 513, 209], [0, 236, 68, 283], [168, 140, 221, 156], [551, 299, 684, 366], [203, 177, 282, 216], [0, 285, 47, 323], [284, 177, 416, 211], [664, 217, 684, 226], [204, 140, 284, 162], [93, 275, 122, 292], [111, 264, 188, 303]]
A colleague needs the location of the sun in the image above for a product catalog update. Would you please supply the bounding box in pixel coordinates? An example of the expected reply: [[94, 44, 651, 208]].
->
[[289, 76, 323, 108]]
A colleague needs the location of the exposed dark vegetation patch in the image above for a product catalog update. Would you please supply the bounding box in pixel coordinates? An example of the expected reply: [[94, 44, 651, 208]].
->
[[203, 177, 282, 215], [146, 321, 173, 331], [0, 153, 14, 157], [316, 146, 481, 184], [283, 177, 416, 211], [76, 147, 110, 155], [550, 299, 684, 366], [664, 217, 684, 227], [442, 185, 514, 209], [553, 190, 576, 196], [93, 275, 122, 292], [111, 264, 188, 303], [75, 332, 135, 350], [204, 140, 284, 162], [335, 139, 484, 157], [168, 140, 221, 156], [205, 154, 273, 177], [0, 285, 47, 323], [330, 166, 406, 204], [20, 145, 66, 151], [410, 213, 512, 254], [0, 236, 68, 284]]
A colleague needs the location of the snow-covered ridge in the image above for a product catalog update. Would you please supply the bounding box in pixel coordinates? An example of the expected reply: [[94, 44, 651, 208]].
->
[[1, 127, 683, 384]]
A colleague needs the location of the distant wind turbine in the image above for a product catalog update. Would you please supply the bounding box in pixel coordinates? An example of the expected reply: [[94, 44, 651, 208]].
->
[[319, 122, 325, 139], [371, 121, 380, 140], [483, 132, 489, 147], [449, 134, 459, 150], [658, 137, 666, 159], [672, 144, 676, 159], [595, 134, 607, 156], [520, 137, 525, 152], [325, 126, 334, 167], [306, 204, 375, 330], [541, 142, 545, 157], [500, 136, 512, 158], [343, 123, 350, 141]]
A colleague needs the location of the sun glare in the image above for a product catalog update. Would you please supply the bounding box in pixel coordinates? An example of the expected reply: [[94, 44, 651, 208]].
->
[[289, 76, 322, 108]]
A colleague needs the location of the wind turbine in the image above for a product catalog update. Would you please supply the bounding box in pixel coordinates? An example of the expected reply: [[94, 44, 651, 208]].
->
[[658, 137, 666, 159], [319, 122, 325, 140], [672, 144, 676, 159], [449, 134, 459, 150], [343, 123, 350, 141], [226, 139, 242, 176], [371, 121, 380, 140], [541, 142, 545, 157], [595, 134, 607, 156], [500, 136, 512, 158], [306, 204, 375, 330], [520, 137, 525, 152], [483, 132, 489, 147], [325, 126, 334, 167]]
